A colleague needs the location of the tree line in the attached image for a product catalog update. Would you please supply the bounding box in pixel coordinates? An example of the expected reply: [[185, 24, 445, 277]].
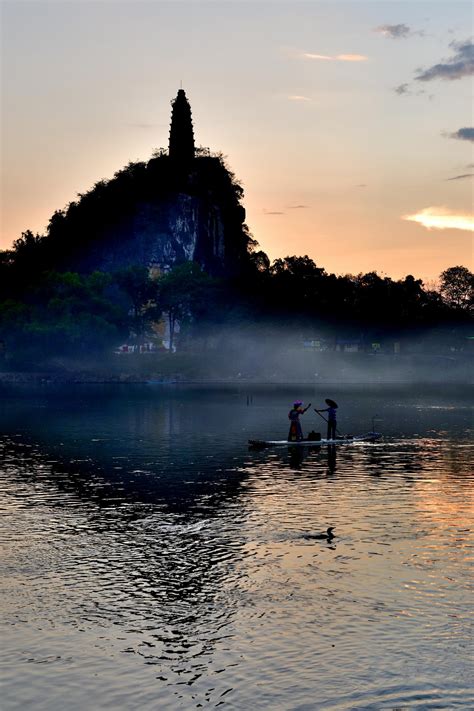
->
[[0, 262, 221, 367], [241, 253, 473, 328], [0, 244, 472, 369]]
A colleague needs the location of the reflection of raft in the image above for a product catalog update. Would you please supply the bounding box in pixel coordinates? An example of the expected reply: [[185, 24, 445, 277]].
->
[[248, 432, 382, 449]]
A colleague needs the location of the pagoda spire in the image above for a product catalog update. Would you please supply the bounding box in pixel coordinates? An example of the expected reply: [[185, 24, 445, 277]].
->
[[168, 89, 195, 162]]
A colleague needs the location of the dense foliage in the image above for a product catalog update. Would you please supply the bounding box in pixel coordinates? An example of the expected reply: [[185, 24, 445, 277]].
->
[[0, 262, 227, 367], [0, 271, 125, 367], [241, 254, 473, 328], [1, 249, 472, 369]]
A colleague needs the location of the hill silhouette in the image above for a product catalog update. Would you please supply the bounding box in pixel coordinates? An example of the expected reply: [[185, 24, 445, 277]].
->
[[4, 151, 251, 283]]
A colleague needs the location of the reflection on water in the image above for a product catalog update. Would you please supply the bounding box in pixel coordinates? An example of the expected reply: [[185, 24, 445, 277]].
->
[[0, 385, 472, 709]]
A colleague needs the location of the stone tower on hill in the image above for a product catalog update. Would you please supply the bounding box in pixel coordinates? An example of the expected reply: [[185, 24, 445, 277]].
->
[[169, 89, 195, 162], [44, 89, 250, 278]]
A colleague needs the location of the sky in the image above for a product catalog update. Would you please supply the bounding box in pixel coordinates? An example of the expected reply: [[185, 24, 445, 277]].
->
[[1, 0, 473, 282]]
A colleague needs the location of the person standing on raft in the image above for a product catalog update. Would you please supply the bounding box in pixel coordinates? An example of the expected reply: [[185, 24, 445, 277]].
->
[[288, 401, 311, 441], [315, 398, 338, 440]]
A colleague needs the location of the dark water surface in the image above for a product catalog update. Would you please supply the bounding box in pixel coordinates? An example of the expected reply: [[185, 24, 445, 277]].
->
[[0, 384, 472, 710]]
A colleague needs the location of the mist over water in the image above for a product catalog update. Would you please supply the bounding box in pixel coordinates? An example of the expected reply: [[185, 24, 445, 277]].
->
[[0, 384, 472, 709], [6, 322, 471, 386], [228, 328, 472, 384]]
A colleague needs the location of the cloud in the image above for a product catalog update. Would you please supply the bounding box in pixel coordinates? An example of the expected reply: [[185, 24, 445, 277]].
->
[[287, 204, 309, 209], [446, 173, 474, 181], [303, 53, 333, 60], [263, 209, 285, 215], [356, 184, 367, 188], [337, 54, 368, 62], [447, 127, 474, 142], [287, 95, 311, 102], [415, 39, 474, 81], [394, 83, 410, 95], [302, 52, 368, 62], [374, 23, 412, 39], [393, 82, 426, 96], [403, 206, 474, 231]]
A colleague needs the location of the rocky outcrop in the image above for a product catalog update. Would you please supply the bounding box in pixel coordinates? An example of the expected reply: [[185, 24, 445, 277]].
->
[[86, 189, 245, 276], [45, 154, 249, 278], [40, 90, 251, 279]]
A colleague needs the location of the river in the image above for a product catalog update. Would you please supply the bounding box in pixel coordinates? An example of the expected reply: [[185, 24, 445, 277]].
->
[[0, 384, 472, 710]]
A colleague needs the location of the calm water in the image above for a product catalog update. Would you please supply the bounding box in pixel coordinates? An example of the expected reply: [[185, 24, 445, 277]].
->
[[0, 384, 472, 710]]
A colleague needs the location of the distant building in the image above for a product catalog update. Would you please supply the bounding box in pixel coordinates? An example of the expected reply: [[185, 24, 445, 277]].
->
[[335, 338, 362, 353], [303, 338, 330, 351]]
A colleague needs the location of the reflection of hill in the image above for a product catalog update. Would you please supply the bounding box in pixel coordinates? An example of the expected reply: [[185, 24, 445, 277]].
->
[[1, 436, 249, 687], [2, 382, 472, 502], [0, 391, 255, 516], [1, 383, 257, 676]]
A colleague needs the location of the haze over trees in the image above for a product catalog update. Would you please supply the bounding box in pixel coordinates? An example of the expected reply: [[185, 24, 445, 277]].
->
[[1, 236, 472, 370]]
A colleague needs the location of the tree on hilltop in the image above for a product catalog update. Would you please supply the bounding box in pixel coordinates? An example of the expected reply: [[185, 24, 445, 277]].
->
[[439, 266, 474, 313]]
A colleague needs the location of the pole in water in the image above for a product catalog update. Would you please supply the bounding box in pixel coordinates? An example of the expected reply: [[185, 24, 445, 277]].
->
[[314, 407, 344, 438], [371, 415, 382, 432]]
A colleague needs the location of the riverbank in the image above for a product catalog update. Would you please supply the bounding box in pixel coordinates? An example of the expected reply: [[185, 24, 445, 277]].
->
[[1, 349, 473, 385]]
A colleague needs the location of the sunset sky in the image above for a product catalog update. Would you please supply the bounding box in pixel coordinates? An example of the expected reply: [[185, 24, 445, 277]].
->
[[1, 0, 472, 282]]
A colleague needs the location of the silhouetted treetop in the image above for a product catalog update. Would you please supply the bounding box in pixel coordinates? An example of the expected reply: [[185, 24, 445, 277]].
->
[[440, 266, 474, 313]]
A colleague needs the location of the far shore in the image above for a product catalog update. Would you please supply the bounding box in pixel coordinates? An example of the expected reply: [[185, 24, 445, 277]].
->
[[0, 372, 472, 387], [1, 349, 472, 387]]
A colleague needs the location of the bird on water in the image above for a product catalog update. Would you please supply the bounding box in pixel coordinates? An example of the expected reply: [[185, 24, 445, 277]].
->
[[303, 527, 335, 541]]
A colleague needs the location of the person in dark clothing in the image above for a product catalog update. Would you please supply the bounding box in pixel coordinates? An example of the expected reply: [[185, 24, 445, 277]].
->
[[288, 400, 311, 441], [314, 399, 338, 440]]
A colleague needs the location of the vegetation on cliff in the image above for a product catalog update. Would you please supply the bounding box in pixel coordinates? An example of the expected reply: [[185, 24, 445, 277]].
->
[[0, 150, 251, 291]]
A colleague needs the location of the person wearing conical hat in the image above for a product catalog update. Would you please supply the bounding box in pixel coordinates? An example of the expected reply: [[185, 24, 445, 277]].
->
[[315, 398, 338, 441], [288, 400, 311, 442]]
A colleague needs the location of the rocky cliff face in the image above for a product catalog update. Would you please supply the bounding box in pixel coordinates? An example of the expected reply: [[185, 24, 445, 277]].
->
[[90, 190, 245, 276]]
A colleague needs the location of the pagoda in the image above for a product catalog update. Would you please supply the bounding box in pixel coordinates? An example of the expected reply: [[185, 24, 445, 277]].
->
[[168, 89, 195, 162]]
